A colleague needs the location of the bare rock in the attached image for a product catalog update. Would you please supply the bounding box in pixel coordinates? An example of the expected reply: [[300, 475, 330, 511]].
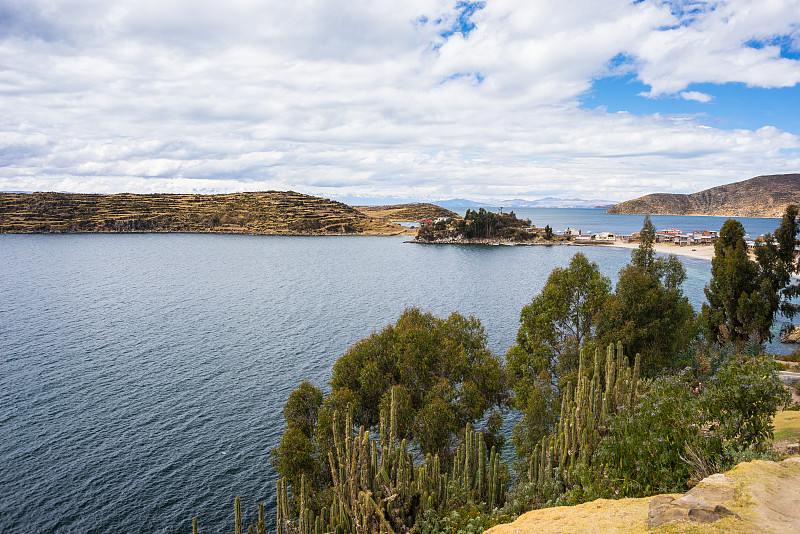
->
[[648, 493, 740, 529], [781, 326, 800, 343]]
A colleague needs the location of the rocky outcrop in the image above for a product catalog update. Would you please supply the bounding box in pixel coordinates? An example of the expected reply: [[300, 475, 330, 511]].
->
[[606, 174, 800, 218], [412, 235, 556, 245], [782, 326, 800, 343], [485, 458, 800, 533], [648, 488, 740, 529]]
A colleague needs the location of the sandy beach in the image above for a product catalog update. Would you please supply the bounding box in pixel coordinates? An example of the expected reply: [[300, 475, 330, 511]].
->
[[608, 240, 716, 261]]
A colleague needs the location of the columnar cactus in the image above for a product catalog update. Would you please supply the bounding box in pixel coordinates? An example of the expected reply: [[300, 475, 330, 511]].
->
[[525, 343, 642, 502]]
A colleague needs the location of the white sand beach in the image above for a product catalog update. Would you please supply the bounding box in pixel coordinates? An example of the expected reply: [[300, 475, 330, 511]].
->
[[609, 240, 717, 261]]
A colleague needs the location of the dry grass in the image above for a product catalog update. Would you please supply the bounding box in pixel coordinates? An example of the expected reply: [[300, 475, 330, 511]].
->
[[353, 203, 458, 222], [772, 410, 800, 444], [0, 191, 407, 235], [488, 458, 800, 534]]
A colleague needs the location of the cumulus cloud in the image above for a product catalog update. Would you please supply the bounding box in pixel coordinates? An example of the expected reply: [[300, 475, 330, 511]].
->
[[679, 91, 714, 102], [0, 0, 798, 201]]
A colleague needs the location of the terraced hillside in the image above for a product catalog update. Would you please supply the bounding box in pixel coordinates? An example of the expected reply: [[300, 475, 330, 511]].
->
[[606, 174, 800, 218], [354, 203, 459, 222], [0, 191, 405, 235]]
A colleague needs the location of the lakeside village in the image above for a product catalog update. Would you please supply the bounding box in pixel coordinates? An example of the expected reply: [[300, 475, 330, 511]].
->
[[416, 216, 734, 249], [566, 227, 722, 247]]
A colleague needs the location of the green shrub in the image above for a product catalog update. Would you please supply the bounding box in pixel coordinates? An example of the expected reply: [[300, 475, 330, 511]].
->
[[590, 368, 709, 497], [703, 354, 790, 449]]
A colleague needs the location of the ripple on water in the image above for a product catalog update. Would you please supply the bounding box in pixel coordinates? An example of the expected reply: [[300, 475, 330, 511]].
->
[[0, 232, 792, 533]]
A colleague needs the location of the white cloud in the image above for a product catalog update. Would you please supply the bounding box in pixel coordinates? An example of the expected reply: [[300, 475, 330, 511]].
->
[[0, 0, 798, 202], [680, 90, 714, 102], [633, 0, 800, 96]]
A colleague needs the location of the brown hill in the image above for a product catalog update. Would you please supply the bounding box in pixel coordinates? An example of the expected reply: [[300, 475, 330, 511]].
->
[[354, 203, 459, 221], [606, 174, 800, 218], [0, 191, 406, 235]]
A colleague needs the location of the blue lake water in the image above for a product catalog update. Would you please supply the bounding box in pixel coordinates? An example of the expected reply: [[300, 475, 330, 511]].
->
[[0, 210, 793, 533]]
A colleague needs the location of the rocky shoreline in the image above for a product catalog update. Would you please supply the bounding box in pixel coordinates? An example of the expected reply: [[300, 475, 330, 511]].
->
[[411, 235, 563, 245]]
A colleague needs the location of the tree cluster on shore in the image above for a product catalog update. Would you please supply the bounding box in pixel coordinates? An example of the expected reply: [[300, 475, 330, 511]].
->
[[415, 208, 555, 243], [204, 208, 800, 534]]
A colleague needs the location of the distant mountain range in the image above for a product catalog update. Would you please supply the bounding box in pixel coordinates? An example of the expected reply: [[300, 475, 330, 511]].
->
[[606, 174, 800, 218]]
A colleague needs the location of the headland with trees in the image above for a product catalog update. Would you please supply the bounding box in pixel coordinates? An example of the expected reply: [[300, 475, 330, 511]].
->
[[413, 208, 559, 245]]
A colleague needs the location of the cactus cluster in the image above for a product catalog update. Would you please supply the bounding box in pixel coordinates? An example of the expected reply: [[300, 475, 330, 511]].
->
[[527, 342, 640, 495], [450, 424, 503, 509], [270, 387, 502, 533], [210, 343, 637, 533]]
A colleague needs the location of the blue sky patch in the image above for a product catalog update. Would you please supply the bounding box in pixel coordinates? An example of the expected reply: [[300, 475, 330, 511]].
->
[[746, 35, 800, 60], [580, 74, 800, 135], [440, 1, 486, 39], [441, 72, 485, 85]]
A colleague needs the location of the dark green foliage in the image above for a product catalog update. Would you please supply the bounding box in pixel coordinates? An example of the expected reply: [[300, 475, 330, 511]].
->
[[272, 425, 317, 496], [704, 205, 800, 345], [544, 225, 553, 241], [703, 219, 771, 344], [271, 382, 326, 496], [702, 353, 790, 449], [269, 309, 509, 533], [755, 204, 800, 323], [595, 349, 789, 498], [457, 208, 531, 240], [596, 264, 696, 376], [284, 382, 324, 437], [506, 253, 611, 458], [511, 340, 788, 506], [595, 218, 696, 377], [416, 208, 535, 242], [274, 391, 506, 534], [630, 215, 657, 273], [329, 308, 508, 459], [592, 368, 704, 497]]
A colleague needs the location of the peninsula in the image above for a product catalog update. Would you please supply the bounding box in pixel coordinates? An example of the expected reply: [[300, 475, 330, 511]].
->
[[412, 207, 564, 244], [0, 191, 451, 235], [606, 174, 800, 218]]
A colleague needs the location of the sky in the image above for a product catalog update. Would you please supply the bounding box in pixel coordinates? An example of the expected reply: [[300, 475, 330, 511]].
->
[[0, 0, 799, 203]]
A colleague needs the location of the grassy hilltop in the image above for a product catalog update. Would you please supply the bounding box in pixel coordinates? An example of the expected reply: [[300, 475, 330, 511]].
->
[[0, 191, 432, 235], [354, 203, 458, 222]]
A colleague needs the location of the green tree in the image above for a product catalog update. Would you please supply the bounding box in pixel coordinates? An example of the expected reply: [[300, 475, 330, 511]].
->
[[595, 216, 696, 376], [270, 382, 325, 495], [755, 204, 799, 324], [506, 252, 611, 457], [703, 219, 771, 344], [630, 214, 657, 273], [275, 308, 508, 482]]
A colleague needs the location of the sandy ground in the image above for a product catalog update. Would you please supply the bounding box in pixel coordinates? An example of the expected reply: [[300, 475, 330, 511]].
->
[[608, 241, 716, 261]]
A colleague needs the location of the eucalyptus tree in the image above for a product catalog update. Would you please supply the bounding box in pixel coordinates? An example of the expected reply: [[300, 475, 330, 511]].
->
[[506, 252, 611, 457]]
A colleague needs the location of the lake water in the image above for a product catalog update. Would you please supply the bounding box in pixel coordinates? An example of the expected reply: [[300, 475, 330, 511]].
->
[[0, 210, 792, 533]]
